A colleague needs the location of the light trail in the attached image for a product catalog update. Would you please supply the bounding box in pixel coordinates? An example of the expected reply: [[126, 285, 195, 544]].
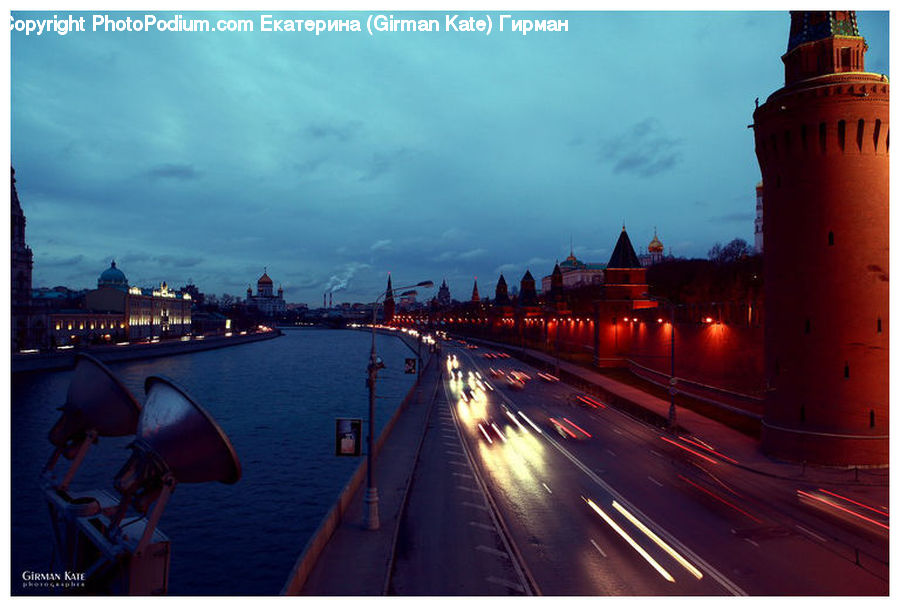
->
[[583, 497, 675, 583], [517, 411, 542, 434], [562, 417, 592, 438], [797, 490, 889, 530], [677, 435, 738, 464], [612, 501, 703, 580], [660, 436, 718, 465], [818, 488, 890, 518], [678, 475, 763, 524]]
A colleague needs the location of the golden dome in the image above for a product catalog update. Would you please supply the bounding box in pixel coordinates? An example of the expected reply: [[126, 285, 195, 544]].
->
[[648, 229, 664, 253]]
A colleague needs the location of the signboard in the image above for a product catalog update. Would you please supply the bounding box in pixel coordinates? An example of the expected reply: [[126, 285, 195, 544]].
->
[[335, 418, 362, 457], [404, 358, 417, 374]]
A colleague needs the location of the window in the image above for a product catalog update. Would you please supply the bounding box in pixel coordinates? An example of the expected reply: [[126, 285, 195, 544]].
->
[[877, 317, 882, 333], [828, 231, 834, 246], [840, 47, 851, 69], [857, 119, 865, 151], [874, 119, 882, 150], [819, 122, 827, 153], [838, 120, 846, 151], [844, 362, 850, 378], [804, 318, 811, 334]]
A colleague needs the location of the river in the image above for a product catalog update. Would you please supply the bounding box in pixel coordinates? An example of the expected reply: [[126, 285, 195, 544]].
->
[[10, 328, 418, 595]]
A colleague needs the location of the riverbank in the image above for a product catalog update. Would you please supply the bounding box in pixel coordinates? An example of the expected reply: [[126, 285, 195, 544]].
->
[[11, 330, 282, 374]]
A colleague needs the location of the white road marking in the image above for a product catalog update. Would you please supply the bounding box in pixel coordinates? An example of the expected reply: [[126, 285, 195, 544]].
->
[[590, 539, 607, 557], [542, 482, 552, 494], [449, 460, 469, 467], [468, 521, 495, 531], [648, 476, 663, 488], [744, 538, 759, 548], [462, 501, 489, 511], [650, 450, 663, 458], [605, 448, 617, 457], [795, 524, 828, 543], [477, 545, 511, 559], [453, 472, 473, 479], [485, 577, 525, 593], [445, 450, 464, 456], [613, 428, 623, 435]]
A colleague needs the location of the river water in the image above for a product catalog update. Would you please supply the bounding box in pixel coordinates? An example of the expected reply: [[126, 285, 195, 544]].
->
[[10, 328, 418, 595]]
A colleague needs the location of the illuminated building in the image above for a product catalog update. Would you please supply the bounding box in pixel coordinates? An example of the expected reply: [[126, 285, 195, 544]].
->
[[245, 269, 286, 316], [541, 248, 605, 293], [76, 261, 192, 342], [753, 11, 888, 465], [471, 278, 480, 303]]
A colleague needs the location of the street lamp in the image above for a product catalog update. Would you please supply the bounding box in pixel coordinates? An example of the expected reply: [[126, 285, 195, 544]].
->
[[365, 279, 433, 530], [644, 294, 677, 429]]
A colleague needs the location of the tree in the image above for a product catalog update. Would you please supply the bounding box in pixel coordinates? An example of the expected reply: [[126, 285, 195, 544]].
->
[[708, 238, 752, 264]]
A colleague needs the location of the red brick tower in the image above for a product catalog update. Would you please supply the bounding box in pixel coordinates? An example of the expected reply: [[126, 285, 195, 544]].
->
[[753, 11, 888, 465]]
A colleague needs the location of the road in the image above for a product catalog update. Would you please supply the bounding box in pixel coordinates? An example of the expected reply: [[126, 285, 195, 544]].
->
[[426, 341, 888, 596]]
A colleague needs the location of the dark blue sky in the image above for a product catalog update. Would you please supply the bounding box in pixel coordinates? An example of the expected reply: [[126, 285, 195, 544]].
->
[[11, 11, 889, 305]]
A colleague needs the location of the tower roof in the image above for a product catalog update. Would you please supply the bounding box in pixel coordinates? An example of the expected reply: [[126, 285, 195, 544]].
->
[[258, 271, 273, 285], [787, 11, 860, 52], [607, 227, 643, 269]]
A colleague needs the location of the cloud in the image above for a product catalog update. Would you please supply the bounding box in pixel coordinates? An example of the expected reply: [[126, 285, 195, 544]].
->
[[458, 248, 486, 260], [144, 163, 200, 180], [305, 122, 359, 142], [370, 239, 392, 252], [36, 254, 84, 267], [359, 148, 409, 182], [597, 118, 683, 177], [155, 255, 204, 268]]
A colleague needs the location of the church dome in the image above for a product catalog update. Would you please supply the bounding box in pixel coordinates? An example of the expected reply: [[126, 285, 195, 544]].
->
[[648, 230, 664, 253], [98, 260, 128, 290], [258, 272, 273, 285]]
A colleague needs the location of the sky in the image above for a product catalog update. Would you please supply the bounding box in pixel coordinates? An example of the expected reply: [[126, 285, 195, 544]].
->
[[10, 10, 890, 306]]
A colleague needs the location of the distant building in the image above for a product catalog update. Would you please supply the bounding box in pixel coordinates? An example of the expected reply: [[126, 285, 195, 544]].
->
[[639, 229, 666, 267], [436, 279, 451, 307], [518, 270, 538, 308], [471, 278, 480, 303], [383, 274, 395, 323], [246, 269, 286, 316], [45, 260, 193, 345], [754, 182, 764, 253], [11, 167, 37, 350], [540, 249, 605, 293], [494, 274, 510, 306]]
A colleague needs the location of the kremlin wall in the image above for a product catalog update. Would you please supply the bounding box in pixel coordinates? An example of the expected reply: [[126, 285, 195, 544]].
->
[[395, 11, 887, 467]]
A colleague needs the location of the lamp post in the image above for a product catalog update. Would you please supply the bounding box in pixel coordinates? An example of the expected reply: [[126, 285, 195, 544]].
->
[[644, 294, 677, 429], [365, 279, 433, 531]]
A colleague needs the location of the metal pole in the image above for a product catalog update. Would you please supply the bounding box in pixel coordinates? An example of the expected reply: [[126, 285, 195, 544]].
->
[[668, 303, 677, 429], [365, 303, 380, 530]]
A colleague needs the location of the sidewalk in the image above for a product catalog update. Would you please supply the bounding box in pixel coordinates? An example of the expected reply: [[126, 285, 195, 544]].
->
[[283, 349, 442, 595]]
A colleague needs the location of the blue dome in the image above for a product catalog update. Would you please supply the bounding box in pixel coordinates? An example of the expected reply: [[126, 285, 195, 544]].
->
[[98, 260, 128, 290]]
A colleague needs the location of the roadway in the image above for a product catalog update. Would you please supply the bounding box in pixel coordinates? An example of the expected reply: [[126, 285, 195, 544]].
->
[[435, 341, 888, 596]]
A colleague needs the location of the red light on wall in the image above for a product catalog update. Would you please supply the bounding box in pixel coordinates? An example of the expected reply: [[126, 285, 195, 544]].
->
[[657, 318, 663, 323], [704, 317, 713, 323]]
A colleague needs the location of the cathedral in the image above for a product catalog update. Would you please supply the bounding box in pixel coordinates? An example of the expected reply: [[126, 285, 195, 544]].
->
[[246, 269, 286, 316]]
